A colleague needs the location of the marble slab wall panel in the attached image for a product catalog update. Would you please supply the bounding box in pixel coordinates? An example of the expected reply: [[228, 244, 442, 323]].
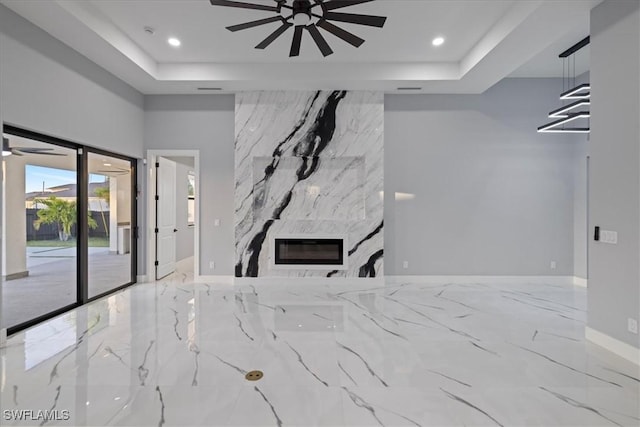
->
[[235, 91, 383, 277], [253, 156, 366, 221]]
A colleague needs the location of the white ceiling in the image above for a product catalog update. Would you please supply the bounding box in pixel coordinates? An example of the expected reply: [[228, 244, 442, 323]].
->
[[1, 0, 599, 94]]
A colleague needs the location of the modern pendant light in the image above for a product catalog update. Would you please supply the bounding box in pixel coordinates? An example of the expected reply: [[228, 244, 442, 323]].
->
[[538, 37, 591, 134]]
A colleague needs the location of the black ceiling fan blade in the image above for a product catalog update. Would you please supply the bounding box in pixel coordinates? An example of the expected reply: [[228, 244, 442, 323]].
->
[[322, 0, 375, 11], [306, 24, 333, 56], [209, 0, 279, 12], [316, 19, 364, 47], [324, 11, 386, 27], [255, 22, 292, 49], [16, 150, 66, 156], [97, 170, 128, 175], [15, 147, 53, 152], [227, 16, 283, 32], [290, 25, 304, 57]]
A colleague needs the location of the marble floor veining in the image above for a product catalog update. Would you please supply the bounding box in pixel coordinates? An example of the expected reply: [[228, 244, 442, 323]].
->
[[1, 273, 638, 426]]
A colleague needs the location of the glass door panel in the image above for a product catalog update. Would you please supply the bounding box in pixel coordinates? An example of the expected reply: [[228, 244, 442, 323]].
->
[[87, 152, 133, 298], [2, 133, 78, 329]]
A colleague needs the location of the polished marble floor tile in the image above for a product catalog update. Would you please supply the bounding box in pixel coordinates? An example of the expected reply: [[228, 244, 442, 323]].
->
[[1, 274, 638, 426]]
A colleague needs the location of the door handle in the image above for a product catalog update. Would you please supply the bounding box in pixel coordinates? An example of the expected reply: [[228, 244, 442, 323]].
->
[[174, 229, 178, 232]]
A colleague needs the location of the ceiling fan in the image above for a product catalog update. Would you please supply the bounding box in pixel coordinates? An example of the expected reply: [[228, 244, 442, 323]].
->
[[2, 137, 66, 157], [95, 166, 130, 176], [209, 0, 387, 57]]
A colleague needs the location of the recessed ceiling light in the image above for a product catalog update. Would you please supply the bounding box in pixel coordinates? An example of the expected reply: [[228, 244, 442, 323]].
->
[[168, 37, 181, 47], [103, 163, 112, 167], [432, 37, 445, 47]]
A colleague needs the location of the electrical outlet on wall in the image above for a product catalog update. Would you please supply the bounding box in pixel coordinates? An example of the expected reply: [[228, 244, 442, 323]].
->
[[209, 261, 215, 270], [550, 261, 557, 269], [402, 261, 409, 269], [628, 318, 638, 334]]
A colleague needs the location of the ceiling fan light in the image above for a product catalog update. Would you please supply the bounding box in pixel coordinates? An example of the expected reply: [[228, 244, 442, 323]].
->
[[293, 12, 311, 26]]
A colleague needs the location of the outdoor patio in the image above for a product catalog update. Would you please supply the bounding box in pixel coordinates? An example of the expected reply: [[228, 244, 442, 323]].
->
[[2, 246, 132, 328]]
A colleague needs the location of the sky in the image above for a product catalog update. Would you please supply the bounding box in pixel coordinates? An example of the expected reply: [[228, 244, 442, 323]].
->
[[25, 165, 107, 193]]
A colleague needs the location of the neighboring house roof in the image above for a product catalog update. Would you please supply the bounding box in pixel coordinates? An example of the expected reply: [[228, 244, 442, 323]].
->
[[25, 182, 109, 200]]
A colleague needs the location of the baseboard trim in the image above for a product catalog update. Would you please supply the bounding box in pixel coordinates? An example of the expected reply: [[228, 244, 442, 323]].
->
[[385, 275, 576, 285], [585, 327, 640, 366], [195, 275, 234, 285], [3, 270, 29, 281], [233, 277, 384, 286], [573, 276, 588, 287]]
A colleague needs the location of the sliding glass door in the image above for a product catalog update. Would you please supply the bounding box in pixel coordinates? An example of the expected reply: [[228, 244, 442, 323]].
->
[[2, 133, 79, 329], [87, 151, 134, 299], [1, 127, 137, 333]]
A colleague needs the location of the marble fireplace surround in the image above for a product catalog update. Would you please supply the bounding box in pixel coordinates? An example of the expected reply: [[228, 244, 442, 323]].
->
[[234, 91, 383, 278]]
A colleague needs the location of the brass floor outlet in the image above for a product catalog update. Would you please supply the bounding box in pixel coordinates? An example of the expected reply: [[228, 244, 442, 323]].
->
[[245, 370, 264, 381]]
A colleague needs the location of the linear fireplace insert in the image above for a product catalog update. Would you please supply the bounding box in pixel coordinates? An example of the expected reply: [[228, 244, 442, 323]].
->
[[274, 238, 344, 266]]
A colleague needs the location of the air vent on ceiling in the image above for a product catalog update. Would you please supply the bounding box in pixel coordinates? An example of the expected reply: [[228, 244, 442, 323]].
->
[[197, 87, 223, 91], [397, 87, 423, 91]]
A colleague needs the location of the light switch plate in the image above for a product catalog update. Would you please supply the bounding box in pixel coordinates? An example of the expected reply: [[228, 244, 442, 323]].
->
[[628, 318, 638, 334], [600, 230, 618, 244]]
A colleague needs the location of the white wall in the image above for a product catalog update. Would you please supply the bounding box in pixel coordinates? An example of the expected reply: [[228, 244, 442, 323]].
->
[[2, 155, 27, 278], [0, 5, 144, 159], [385, 78, 584, 276], [588, 0, 640, 349], [115, 173, 132, 224], [144, 96, 235, 276]]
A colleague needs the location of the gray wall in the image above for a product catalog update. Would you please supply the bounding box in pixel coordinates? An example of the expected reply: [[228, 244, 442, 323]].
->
[[573, 72, 590, 281], [573, 141, 588, 280], [144, 96, 235, 276], [385, 78, 584, 276], [588, 0, 640, 348], [144, 81, 588, 279], [0, 5, 144, 159]]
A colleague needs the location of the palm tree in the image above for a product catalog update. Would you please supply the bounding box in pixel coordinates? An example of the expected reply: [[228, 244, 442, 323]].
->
[[33, 196, 97, 241], [94, 185, 110, 237]]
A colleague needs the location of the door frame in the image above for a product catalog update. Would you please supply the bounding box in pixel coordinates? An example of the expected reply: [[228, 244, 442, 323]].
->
[[146, 149, 200, 282]]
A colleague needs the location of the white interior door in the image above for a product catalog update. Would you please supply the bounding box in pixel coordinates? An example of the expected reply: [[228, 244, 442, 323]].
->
[[156, 157, 177, 280]]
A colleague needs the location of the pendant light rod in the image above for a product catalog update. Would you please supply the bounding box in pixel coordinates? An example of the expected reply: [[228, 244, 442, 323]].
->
[[559, 36, 590, 58]]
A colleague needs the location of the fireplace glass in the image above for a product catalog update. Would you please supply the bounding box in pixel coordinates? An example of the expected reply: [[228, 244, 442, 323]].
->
[[274, 238, 344, 265]]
